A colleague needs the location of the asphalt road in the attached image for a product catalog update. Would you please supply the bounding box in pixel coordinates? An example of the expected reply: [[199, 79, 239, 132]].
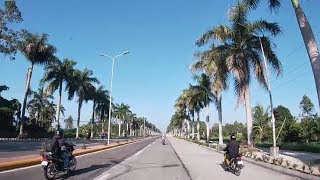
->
[[0, 139, 129, 158], [0, 137, 158, 180], [93, 138, 190, 180]]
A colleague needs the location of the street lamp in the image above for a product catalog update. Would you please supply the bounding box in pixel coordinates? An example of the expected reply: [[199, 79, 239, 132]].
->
[[100, 51, 130, 145], [258, 37, 278, 156], [238, 23, 278, 156]]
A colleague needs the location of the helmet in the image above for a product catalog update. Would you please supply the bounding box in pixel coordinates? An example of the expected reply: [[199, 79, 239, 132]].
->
[[56, 129, 64, 137], [230, 133, 236, 140]]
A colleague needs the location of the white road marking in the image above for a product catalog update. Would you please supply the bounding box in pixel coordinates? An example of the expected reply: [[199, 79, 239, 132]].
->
[[0, 138, 149, 175], [94, 138, 158, 180]]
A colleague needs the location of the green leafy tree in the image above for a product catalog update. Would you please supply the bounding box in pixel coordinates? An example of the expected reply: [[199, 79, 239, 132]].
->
[[274, 105, 301, 142], [299, 95, 314, 117], [0, 0, 23, 60], [17, 31, 56, 135], [299, 95, 318, 142], [195, 2, 282, 145]]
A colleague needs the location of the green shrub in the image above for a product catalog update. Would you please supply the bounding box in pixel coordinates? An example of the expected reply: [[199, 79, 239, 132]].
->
[[64, 128, 76, 138], [256, 142, 320, 153]]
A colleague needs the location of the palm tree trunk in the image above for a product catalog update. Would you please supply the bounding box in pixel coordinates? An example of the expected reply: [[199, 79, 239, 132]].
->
[[205, 104, 210, 142], [55, 81, 63, 129], [76, 99, 82, 138], [244, 86, 253, 146], [291, 0, 320, 108], [130, 123, 132, 136], [91, 101, 95, 138], [101, 112, 105, 133], [19, 63, 34, 135], [118, 120, 121, 137], [187, 121, 190, 138], [197, 111, 200, 141], [217, 95, 223, 145]]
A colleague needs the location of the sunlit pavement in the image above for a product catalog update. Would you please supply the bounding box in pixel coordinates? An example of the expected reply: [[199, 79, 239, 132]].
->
[[168, 137, 317, 180], [93, 138, 190, 180]]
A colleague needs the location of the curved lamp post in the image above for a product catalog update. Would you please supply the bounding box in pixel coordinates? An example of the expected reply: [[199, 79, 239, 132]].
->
[[100, 51, 130, 145]]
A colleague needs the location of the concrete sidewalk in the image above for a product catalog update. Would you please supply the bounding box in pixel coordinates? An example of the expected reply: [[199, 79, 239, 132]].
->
[[168, 137, 317, 180]]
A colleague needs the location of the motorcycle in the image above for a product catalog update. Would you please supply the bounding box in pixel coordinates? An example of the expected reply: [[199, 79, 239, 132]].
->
[[224, 153, 244, 176], [162, 138, 165, 145], [41, 144, 77, 180]]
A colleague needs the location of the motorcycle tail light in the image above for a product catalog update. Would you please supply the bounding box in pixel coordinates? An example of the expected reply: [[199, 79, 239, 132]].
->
[[42, 154, 47, 161]]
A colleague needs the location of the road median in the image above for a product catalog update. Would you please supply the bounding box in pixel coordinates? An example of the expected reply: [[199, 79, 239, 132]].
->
[[0, 138, 144, 172]]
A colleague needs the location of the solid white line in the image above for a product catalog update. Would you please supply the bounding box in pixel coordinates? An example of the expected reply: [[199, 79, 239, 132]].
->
[[0, 164, 41, 175], [0, 139, 148, 175]]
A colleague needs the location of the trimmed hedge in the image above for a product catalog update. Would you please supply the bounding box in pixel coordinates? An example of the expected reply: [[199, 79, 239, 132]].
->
[[256, 142, 320, 153]]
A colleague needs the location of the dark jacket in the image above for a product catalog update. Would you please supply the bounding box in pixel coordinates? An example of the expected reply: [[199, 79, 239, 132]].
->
[[224, 140, 240, 159], [52, 135, 68, 155]]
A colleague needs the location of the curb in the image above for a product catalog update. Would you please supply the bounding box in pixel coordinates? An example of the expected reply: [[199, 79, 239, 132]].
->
[[175, 137, 320, 180], [0, 138, 144, 172]]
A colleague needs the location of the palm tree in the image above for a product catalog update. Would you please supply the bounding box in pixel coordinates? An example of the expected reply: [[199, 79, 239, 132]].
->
[[244, 0, 320, 108], [64, 115, 74, 129], [89, 86, 108, 137], [113, 103, 131, 136], [67, 68, 99, 138], [190, 74, 214, 141], [195, 2, 282, 145], [175, 89, 190, 138], [27, 87, 53, 124], [252, 104, 270, 141], [192, 47, 229, 145], [41, 58, 76, 129], [17, 31, 56, 135]]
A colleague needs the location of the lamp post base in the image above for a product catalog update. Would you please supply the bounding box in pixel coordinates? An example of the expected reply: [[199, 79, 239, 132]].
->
[[270, 146, 279, 157]]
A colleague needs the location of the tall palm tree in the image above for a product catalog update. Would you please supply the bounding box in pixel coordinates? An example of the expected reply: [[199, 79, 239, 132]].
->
[[95, 92, 111, 134], [195, 2, 282, 145], [113, 103, 131, 136], [67, 68, 99, 138], [192, 47, 229, 145], [17, 31, 56, 135], [175, 89, 190, 138], [41, 58, 76, 129], [89, 86, 108, 137], [190, 74, 214, 141], [244, 0, 320, 108], [252, 104, 270, 141]]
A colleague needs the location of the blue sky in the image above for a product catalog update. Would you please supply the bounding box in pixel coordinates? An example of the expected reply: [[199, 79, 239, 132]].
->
[[1, 0, 320, 132]]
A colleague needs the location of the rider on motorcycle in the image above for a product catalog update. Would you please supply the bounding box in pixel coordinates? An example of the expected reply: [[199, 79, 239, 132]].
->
[[223, 133, 240, 166], [52, 129, 71, 171]]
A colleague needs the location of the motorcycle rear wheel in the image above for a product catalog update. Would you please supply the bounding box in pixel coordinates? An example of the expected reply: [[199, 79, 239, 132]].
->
[[44, 163, 56, 180], [234, 167, 241, 176], [68, 157, 77, 172]]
